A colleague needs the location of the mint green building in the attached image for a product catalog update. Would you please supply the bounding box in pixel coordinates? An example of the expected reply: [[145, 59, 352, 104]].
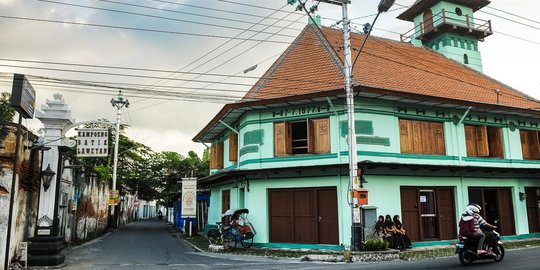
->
[[194, 1, 540, 249]]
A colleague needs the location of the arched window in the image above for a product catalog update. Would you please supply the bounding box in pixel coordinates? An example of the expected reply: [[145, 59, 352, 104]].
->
[[463, 54, 469, 64], [455, 7, 463, 16]]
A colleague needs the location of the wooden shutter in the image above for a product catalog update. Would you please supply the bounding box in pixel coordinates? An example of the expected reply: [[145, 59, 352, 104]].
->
[[274, 122, 287, 157], [412, 120, 423, 153], [529, 131, 540, 160], [399, 119, 414, 153], [487, 127, 503, 158], [476, 125, 489, 156], [432, 122, 446, 155], [311, 118, 330, 154], [228, 133, 238, 162], [210, 144, 217, 169], [421, 121, 433, 154], [216, 142, 224, 169], [520, 130, 531, 159], [464, 125, 478, 156]]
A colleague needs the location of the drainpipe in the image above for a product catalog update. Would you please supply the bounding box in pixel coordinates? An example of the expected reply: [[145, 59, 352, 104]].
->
[[456, 106, 472, 164], [218, 120, 240, 169], [326, 97, 341, 161]]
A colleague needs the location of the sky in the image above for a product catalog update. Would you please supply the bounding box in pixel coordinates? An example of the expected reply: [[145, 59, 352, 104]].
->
[[1, 0, 539, 157]]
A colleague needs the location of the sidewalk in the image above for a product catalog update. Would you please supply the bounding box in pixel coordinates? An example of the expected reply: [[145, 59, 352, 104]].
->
[[172, 224, 540, 263]]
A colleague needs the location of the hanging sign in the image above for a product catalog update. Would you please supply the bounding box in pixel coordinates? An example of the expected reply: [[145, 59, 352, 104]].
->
[[77, 128, 109, 157], [181, 178, 197, 218], [11, 74, 36, 119], [108, 190, 119, 205]]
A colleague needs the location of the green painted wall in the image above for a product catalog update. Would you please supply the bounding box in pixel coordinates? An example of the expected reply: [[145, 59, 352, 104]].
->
[[206, 173, 540, 246], [206, 98, 540, 175]]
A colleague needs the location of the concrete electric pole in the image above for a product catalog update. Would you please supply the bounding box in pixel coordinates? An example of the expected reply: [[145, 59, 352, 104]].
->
[[110, 90, 129, 227], [292, 0, 395, 251]]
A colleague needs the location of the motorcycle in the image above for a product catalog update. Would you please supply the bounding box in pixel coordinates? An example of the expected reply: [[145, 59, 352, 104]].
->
[[455, 230, 505, 266]]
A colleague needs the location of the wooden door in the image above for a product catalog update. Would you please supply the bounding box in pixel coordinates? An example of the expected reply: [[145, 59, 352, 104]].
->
[[269, 190, 293, 243], [269, 187, 337, 244], [292, 189, 316, 243], [496, 189, 516, 235], [400, 188, 420, 241], [525, 187, 540, 232], [317, 188, 339, 244], [437, 188, 457, 240], [423, 9, 434, 33], [221, 190, 230, 224]]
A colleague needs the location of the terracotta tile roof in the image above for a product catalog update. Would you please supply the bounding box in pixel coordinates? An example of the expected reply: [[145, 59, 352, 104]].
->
[[243, 25, 540, 112]]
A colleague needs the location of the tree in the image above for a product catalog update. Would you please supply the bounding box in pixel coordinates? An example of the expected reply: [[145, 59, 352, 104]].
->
[[0, 92, 15, 123], [0, 92, 16, 141]]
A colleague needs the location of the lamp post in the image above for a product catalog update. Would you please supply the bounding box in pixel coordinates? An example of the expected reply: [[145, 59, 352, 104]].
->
[[109, 90, 129, 228], [41, 164, 56, 191]]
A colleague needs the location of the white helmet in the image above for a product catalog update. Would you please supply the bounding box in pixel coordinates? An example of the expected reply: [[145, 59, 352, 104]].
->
[[466, 203, 481, 215]]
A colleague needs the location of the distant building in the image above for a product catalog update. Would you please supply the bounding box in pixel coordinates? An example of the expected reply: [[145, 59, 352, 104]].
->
[[194, 0, 540, 248]]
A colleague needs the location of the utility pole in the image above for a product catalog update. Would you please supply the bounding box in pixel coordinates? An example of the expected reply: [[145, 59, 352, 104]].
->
[[110, 90, 129, 228], [292, 0, 395, 251]]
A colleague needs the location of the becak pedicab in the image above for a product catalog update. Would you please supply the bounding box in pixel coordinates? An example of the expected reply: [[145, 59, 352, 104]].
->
[[207, 208, 256, 249]]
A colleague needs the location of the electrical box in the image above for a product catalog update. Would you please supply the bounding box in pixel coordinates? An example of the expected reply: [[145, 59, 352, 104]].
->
[[354, 188, 368, 205]]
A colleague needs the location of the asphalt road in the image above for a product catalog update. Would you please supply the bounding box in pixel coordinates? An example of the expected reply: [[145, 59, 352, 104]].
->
[[55, 219, 539, 270]]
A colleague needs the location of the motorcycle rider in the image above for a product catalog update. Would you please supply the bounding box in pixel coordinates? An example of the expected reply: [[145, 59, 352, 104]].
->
[[462, 203, 497, 255]]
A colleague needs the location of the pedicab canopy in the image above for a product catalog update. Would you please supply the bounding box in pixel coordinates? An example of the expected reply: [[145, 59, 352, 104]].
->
[[222, 208, 249, 217]]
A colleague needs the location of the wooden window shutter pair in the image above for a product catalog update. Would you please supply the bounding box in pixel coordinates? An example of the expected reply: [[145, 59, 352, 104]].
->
[[229, 133, 238, 162], [520, 130, 540, 160], [274, 118, 330, 156], [399, 119, 445, 155], [465, 125, 504, 158]]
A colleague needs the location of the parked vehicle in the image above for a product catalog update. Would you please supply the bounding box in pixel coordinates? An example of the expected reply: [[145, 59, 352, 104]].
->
[[207, 208, 256, 249], [455, 229, 505, 266]]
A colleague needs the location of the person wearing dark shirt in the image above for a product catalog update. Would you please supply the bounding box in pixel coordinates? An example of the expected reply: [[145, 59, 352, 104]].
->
[[374, 215, 385, 238], [383, 214, 405, 249], [393, 215, 412, 249]]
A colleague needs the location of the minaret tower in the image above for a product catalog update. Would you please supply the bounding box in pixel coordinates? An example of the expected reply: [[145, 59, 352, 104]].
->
[[398, 0, 493, 72]]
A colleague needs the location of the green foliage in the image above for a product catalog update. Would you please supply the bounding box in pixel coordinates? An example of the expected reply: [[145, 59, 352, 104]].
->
[[363, 239, 389, 251], [0, 92, 16, 123]]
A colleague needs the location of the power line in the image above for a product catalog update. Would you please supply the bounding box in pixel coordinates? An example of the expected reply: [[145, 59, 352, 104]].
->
[[0, 15, 293, 44], [485, 5, 540, 25], [129, 4, 303, 103], [478, 10, 540, 32], [37, 0, 300, 38], [0, 57, 341, 87], [217, 0, 297, 14], [147, 0, 307, 25]]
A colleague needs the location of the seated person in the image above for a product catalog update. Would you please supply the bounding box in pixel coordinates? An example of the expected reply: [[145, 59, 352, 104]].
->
[[383, 214, 405, 249], [393, 215, 412, 249]]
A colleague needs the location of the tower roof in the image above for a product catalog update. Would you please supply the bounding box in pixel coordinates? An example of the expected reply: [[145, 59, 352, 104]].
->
[[398, 0, 491, 21]]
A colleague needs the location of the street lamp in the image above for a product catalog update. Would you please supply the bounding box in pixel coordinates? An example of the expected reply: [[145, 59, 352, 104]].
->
[[41, 164, 56, 191]]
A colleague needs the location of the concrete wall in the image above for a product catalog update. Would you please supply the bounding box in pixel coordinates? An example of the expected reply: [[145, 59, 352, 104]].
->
[[0, 124, 40, 266], [74, 174, 109, 241]]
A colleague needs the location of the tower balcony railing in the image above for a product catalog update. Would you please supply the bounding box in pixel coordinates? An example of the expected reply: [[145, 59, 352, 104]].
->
[[400, 9, 493, 43]]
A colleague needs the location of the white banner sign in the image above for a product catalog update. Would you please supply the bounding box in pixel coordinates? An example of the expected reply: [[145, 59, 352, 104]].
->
[[181, 178, 197, 218], [77, 129, 109, 157]]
